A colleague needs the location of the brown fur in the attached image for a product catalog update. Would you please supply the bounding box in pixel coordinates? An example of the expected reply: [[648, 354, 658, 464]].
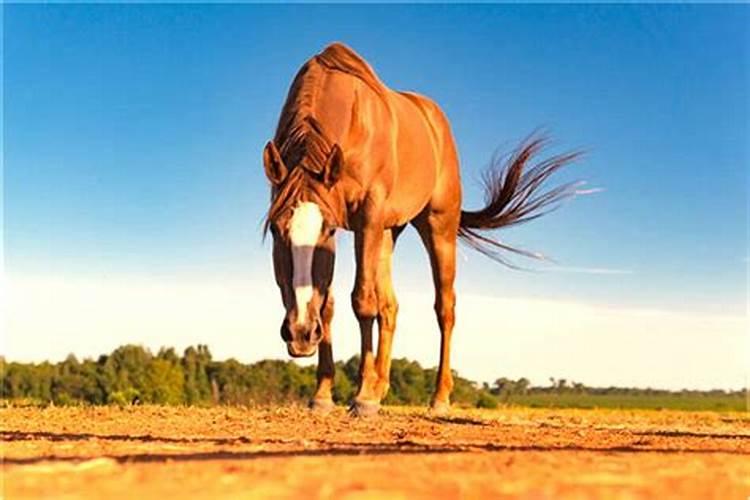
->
[[263, 43, 580, 413]]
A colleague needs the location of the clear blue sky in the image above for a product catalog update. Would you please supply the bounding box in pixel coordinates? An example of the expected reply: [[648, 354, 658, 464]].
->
[[4, 5, 748, 382]]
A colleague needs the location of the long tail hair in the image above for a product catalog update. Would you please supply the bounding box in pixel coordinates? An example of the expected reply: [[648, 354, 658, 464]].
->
[[458, 134, 585, 267]]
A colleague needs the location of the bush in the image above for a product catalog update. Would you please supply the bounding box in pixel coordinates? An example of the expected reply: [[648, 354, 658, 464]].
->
[[108, 388, 140, 407], [476, 392, 499, 409]]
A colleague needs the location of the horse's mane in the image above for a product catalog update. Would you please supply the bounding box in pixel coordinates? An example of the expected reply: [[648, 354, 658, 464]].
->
[[274, 43, 386, 175], [314, 43, 387, 100], [265, 43, 385, 234]]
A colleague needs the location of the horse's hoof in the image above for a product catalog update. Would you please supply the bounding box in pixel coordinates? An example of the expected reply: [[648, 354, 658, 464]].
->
[[309, 398, 335, 413], [348, 400, 381, 417], [429, 400, 450, 416]]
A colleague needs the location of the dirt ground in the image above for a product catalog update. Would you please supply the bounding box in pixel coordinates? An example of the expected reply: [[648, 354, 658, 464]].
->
[[2, 405, 749, 499]]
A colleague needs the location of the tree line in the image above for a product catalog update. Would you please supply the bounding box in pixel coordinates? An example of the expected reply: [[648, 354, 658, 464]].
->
[[0, 344, 491, 407], [0, 345, 743, 409]]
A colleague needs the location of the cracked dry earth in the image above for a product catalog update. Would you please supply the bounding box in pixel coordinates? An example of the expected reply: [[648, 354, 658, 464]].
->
[[1, 406, 749, 499]]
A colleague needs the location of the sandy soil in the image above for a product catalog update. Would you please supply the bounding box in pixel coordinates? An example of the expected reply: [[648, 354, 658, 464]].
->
[[2, 405, 749, 499]]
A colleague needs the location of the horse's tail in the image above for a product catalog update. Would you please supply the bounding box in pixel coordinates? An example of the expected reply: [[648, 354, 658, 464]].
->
[[458, 134, 585, 267]]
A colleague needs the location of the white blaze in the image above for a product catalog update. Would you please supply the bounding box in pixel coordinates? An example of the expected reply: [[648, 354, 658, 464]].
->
[[288, 202, 323, 325]]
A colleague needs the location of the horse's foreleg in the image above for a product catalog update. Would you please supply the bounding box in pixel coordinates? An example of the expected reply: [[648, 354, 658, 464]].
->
[[374, 228, 401, 400], [350, 214, 385, 416], [310, 291, 335, 412]]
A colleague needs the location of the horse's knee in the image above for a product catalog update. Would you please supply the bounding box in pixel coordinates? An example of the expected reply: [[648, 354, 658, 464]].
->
[[434, 291, 456, 332], [351, 286, 378, 320]]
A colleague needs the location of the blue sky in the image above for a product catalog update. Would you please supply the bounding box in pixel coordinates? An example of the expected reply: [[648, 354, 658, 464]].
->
[[4, 5, 748, 388]]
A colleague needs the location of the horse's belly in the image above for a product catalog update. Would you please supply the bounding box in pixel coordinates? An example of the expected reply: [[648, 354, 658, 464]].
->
[[389, 141, 439, 222], [384, 159, 437, 225]]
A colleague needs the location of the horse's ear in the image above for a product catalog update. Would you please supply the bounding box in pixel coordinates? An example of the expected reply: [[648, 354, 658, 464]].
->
[[322, 144, 343, 187], [263, 141, 287, 186]]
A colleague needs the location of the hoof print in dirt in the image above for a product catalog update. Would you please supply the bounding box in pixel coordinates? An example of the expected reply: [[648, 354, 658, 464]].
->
[[348, 401, 381, 417]]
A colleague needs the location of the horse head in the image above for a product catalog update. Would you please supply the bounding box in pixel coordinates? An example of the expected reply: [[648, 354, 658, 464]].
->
[[263, 140, 342, 357]]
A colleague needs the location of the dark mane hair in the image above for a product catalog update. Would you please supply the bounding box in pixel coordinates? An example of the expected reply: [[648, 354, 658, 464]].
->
[[273, 43, 385, 176], [265, 43, 383, 236], [273, 61, 332, 177], [263, 167, 305, 236]]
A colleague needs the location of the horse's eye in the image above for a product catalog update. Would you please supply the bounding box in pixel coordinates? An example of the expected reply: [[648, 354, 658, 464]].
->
[[328, 228, 336, 237]]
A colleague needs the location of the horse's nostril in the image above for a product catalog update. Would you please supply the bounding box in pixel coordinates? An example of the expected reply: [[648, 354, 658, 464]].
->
[[280, 320, 292, 342]]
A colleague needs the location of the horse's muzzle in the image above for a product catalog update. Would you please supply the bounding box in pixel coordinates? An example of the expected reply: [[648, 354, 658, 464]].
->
[[286, 341, 318, 358], [281, 317, 322, 358]]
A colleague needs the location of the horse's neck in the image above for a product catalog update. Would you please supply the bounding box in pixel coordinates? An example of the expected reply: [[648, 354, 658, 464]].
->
[[298, 73, 395, 229]]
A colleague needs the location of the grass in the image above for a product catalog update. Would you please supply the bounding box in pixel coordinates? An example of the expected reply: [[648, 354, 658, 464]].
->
[[499, 393, 747, 412], [3, 393, 747, 413]]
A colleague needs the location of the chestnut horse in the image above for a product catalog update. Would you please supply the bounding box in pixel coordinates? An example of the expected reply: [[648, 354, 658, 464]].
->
[[263, 43, 580, 415]]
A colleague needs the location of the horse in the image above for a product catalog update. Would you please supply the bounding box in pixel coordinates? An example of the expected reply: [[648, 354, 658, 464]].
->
[[262, 43, 581, 415]]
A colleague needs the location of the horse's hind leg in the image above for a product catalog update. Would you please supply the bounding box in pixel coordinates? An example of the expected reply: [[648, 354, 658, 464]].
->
[[374, 226, 404, 400], [413, 209, 458, 413], [310, 290, 335, 412]]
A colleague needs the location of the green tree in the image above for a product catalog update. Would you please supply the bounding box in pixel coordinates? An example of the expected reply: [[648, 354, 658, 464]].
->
[[208, 358, 251, 405], [52, 354, 104, 404], [516, 377, 530, 395], [101, 345, 153, 399], [182, 345, 212, 404], [146, 357, 184, 404]]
